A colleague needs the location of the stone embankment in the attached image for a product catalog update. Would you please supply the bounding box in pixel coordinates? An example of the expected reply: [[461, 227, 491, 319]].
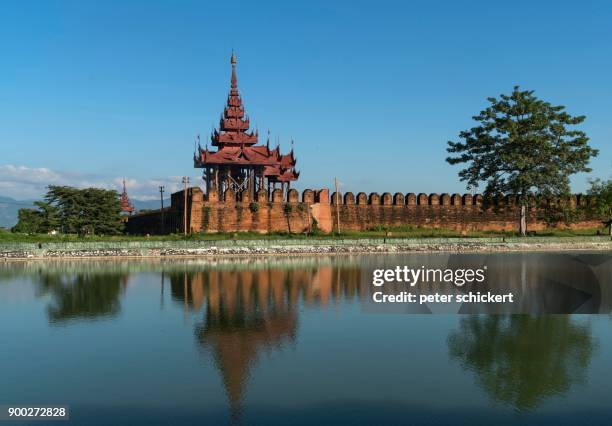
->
[[1, 237, 610, 259]]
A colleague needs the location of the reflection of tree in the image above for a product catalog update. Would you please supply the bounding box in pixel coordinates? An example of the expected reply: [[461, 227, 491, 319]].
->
[[448, 316, 595, 410], [37, 272, 127, 323]]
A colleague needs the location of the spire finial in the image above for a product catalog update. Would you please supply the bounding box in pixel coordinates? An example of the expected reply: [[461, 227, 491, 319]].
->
[[230, 50, 237, 89]]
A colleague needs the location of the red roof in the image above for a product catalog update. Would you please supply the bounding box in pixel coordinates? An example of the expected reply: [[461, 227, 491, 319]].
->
[[280, 151, 296, 168], [209, 52, 258, 147], [197, 145, 279, 166], [211, 129, 258, 145], [194, 53, 299, 182], [120, 180, 135, 213]]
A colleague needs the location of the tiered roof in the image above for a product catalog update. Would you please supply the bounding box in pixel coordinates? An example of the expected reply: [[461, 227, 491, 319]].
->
[[264, 144, 300, 183], [120, 179, 135, 214], [194, 52, 299, 182], [211, 51, 258, 147]]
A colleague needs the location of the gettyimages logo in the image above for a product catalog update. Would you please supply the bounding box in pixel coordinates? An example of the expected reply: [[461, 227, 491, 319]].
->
[[362, 253, 612, 314], [372, 266, 487, 287]]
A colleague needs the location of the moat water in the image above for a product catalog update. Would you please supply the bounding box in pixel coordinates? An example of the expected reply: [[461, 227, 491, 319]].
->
[[1, 253, 611, 425]]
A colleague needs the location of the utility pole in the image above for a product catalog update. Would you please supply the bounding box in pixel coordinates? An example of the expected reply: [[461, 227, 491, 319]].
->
[[182, 176, 190, 237], [334, 177, 341, 235], [159, 186, 165, 234]]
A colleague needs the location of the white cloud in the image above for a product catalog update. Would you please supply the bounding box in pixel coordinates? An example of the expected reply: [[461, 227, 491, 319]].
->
[[0, 164, 201, 201]]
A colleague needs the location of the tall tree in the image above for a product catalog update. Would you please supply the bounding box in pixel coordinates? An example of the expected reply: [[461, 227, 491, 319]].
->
[[446, 87, 598, 236], [586, 178, 612, 236], [45, 186, 123, 235]]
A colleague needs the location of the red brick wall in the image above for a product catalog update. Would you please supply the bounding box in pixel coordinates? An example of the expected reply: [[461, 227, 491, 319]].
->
[[126, 188, 599, 235], [326, 192, 598, 232], [200, 202, 311, 233]]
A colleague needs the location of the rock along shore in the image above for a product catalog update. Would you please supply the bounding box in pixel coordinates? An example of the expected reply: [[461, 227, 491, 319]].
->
[[0, 237, 610, 260]]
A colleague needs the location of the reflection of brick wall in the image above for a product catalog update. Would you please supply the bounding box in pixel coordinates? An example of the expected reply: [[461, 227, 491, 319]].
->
[[126, 188, 599, 235]]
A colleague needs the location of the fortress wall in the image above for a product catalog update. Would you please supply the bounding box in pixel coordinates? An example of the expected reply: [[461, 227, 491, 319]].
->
[[200, 202, 311, 234], [332, 203, 528, 232], [124, 208, 180, 235], [328, 191, 598, 232], [126, 188, 600, 235]]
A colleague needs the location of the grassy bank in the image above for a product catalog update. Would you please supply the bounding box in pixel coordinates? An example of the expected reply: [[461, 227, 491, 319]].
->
[[0, 225, 607, 243]]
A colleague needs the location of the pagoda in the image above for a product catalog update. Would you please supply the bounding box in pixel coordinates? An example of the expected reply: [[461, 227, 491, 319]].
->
[[120, 179, 135, 215], [194, 52, 299, 201]]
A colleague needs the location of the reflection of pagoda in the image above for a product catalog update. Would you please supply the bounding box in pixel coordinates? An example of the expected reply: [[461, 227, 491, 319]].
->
[[188, 269, 298, 421], [194, 52, 299, 201], [120, 179, 135, 215], [199, 308, 296, 419], [169, 264, 362, 420]]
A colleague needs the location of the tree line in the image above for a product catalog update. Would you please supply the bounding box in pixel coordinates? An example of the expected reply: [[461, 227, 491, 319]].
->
[[12, 186, 124, 235]]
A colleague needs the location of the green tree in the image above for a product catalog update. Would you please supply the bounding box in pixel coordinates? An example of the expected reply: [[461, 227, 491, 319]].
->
[[11, 201, 59, 234], [447, 87, 598, 236], [33, 201, 60, 232], [45, 186, 123, 235], [12, 208, 43, 233], [586, 178, 612, 236]]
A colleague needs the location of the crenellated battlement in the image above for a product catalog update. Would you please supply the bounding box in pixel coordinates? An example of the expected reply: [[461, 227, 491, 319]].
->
[[203, 187, 591, 208], [125, 186, 597, 235]]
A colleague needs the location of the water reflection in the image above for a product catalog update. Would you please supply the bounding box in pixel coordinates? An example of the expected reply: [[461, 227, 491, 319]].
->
[[168, 263, 363, 311], [36, 271, 127, 324], [447, 316, 596, 411], [0, 255, 607, 423], [167, 264, 362, 420]]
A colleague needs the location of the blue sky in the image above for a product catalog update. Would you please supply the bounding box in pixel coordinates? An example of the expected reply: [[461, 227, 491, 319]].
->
[[1, 0, 610, 199]]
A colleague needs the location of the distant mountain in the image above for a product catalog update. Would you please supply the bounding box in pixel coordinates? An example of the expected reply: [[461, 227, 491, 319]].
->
[[0, 196, 169, 229], [0, 196, 35, 229]]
